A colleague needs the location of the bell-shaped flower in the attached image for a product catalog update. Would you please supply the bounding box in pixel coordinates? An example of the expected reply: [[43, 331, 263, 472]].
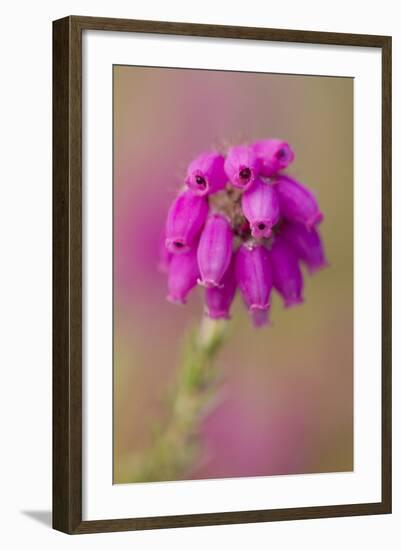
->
[[224, 145, 261, 190], [275, 175, 323, 229], [205, 256, 237, 319], [197, 214, 233, 288], [252, 139, 294, 177], [270, 236, 304, 307], [280, 221, 328, 274], [185, 152, 227, 196], [235, 244, 273, 327], [165, 189, 208, 253], [242, 179, 280, 239], [167, 247, 200, 304]]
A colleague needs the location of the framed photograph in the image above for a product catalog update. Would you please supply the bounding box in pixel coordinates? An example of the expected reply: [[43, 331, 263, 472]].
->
[[53, 16, 392, 534]]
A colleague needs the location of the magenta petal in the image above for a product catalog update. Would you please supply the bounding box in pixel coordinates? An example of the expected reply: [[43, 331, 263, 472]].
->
[[167, 247, 199, 304], [165, 189, 208, 254], [185, 152, 227, 197], [252, 139, 295, 177], [224, 145, 261, 190], [270, 236, 303, 308], [280, 221, 328, 274], [275, 175, 323, 229], [197, 214, 233, 288], [242, 178, 280, 239], [250, 308, 269, 327], [205, 256, 237, 319], [235, 244, 273, 327]]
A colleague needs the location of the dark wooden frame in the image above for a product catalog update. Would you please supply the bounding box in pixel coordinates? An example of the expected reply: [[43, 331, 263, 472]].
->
[[53, 15, 392, 534]]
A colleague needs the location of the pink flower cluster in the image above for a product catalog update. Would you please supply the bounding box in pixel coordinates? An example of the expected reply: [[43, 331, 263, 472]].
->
[[161, 139, 327, 327]]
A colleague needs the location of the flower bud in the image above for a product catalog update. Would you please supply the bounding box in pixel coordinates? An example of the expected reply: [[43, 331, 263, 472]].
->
[[167, 247, 199, 304], [205, 256, 237, 319], [252, 139, 295, 177], [185, 152, 227, 196], [275, 175, 323, 229], [197, 214, 233, 288], [270, 236, 303, 308], [224, 145, 261, 190], [280, 221, 328, 274], [242, 179, 280, 239], [165, 189, 208, 254], [235, 244, 273, 327]]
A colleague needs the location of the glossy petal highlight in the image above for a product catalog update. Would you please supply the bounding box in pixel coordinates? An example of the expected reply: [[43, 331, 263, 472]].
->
[[235, 244, 273, 327], [197, 214, 233, 288], [270, 236, 304, 307], [167, 247, 200, 304], [275, 175, 323, 229], [242, 179, 280, 239], [165, 189, 208, 253]]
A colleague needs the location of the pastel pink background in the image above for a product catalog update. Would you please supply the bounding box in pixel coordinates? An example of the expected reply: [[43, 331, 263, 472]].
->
[[113, 66, 353, 483]]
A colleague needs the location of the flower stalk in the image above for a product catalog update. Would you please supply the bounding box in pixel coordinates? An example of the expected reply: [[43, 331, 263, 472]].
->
[[128, 317, 228, 482]]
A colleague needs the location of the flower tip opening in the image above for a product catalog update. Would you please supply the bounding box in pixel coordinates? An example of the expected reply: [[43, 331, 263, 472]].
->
[[275, 143, 295, 165], [239, 166, 251, 183], [249, 307, 270, 328], [185, 174, 209, 196], [250, 220, 273, 239], [224, 145, 260, 190], [165, 238, 190, 254]]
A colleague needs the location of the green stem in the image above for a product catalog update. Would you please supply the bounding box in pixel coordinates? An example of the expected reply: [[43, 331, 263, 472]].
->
[[129, 317, 228, 482]]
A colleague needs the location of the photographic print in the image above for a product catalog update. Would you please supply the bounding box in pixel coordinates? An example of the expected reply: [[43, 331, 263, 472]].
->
[[113, 65, 354, 485], [53, 16, 391, 533]]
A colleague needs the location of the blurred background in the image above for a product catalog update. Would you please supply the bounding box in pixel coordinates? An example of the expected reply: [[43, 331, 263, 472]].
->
[[113, 65, 353, 484]]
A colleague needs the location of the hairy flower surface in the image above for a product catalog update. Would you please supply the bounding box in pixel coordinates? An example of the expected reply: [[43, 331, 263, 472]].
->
[[185, 152, 227, 197], [162, 139, 327, 327]]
